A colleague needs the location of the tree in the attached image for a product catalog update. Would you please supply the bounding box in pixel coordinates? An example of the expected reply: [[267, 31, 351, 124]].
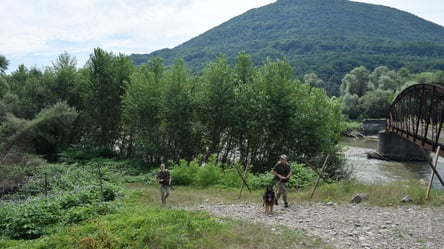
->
[[0, 102, 78, 161], [121, 63, 162, 161], [7, 66, 49, 119], [368, 66, 396, 90], [360, 89, 393, 118], [0, 55, 8, 74], [303, 72, 325, 89], [48, 52, 81, 108], [195, 55, 237, 158], [254, 58, 296, 169], [80, 48, 133, 153], [230, 52, 261, 165], [340, 66, 369, 97], [160, 59, 199, 163], [341, 93, 361, 120]]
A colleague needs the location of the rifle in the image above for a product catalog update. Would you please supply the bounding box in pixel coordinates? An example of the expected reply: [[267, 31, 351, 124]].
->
[[166, 182, 174, 191]]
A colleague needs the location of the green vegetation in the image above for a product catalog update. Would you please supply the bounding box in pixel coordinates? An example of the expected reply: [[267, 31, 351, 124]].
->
[[0, 156, 442, 248], [2, 1, 444, 245], [1, 50, 345, 179]]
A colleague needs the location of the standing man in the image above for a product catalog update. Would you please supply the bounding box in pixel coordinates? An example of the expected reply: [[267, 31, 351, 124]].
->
[[156, 163, 171, 207], [272, 154, 292, 208]]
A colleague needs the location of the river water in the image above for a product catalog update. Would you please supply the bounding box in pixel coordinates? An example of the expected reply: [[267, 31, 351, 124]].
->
[[342, 136, 444, 189]]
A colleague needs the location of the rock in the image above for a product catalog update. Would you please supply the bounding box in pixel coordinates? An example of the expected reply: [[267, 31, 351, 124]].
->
[[351, 193, 369, 203], [417, 179, 426, 186], [400, 195, 413, 203]]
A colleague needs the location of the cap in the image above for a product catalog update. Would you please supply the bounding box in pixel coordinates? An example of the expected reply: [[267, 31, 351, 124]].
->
[[280, 154, 288, 160]]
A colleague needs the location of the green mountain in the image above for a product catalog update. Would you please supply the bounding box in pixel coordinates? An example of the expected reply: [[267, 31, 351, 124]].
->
[[130, 0, 444, 95]]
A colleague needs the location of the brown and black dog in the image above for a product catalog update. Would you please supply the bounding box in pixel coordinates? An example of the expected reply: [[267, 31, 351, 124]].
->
[[262, 185, 275, 215]]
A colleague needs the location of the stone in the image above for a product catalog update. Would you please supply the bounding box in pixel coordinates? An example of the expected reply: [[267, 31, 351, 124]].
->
[[400, 195, 413, 203], [351, 193, 369, 203]]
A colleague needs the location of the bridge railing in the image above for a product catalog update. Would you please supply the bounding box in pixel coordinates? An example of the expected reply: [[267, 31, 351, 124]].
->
[[386, 83, 444, 157]]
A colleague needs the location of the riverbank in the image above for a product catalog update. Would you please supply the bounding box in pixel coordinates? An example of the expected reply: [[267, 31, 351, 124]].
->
[[184, 200, 444, 249]]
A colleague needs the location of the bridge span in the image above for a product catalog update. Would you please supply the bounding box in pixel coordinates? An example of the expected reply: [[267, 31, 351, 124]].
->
[[384, 83, 444, 187], [386, 83, 444, 157]]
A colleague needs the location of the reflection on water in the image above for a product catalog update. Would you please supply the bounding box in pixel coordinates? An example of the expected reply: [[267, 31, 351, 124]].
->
[[342, 137, 444, 189]]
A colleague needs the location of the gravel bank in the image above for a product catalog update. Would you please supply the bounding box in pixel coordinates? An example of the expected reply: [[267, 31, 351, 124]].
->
[[186, 201, 444, 249]]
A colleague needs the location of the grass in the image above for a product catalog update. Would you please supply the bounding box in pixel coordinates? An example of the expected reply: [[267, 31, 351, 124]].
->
[[0, 184, 331, 249], [299, 180, 444, 206], [1, 180, 443, 249]]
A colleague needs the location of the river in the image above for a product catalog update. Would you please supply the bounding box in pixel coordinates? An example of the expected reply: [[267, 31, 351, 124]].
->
[[342, 136, 444, 190]]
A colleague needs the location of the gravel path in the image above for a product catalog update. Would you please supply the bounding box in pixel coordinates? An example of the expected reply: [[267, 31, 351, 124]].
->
[[186, 201, 444, 249]]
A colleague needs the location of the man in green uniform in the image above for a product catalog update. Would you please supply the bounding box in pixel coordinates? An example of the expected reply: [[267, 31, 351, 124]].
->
[[156, 163, 171, 207], [272, 154, 292, 208]]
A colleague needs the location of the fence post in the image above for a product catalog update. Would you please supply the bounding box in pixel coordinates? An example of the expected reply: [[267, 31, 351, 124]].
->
[[98, 163, 104, 202], [44, 173, 48, 200]]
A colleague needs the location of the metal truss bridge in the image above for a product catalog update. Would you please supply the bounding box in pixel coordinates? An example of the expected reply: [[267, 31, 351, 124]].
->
[[386, 83, 444, 156]]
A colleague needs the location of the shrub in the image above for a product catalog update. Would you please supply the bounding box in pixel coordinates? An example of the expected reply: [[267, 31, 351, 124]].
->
[[170, 159, 200, 186], [0, 199, 61, 239]]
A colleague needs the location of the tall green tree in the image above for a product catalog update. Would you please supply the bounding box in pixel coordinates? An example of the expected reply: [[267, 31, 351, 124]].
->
[[255, 58, 296, 168], [47, 52, 81, 108], [121, 63, 162, 161], [230, 52, 261, 165], [160, 59, 198, 163], [340, 66, 369, 97], [360, 89, 393, 119], [195, 55, 237, 158], [80, 48, 133, 153], [7, 66, 49, 119]]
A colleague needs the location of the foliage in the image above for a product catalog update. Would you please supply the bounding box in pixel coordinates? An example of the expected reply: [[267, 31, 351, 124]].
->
[[80, 48, 133, 152], [0, 102, 78, 163], [0, 189, 328, 249], [166, 155, 317, 190], [0, 198, 61, 239], [0, 160, 122, 240]]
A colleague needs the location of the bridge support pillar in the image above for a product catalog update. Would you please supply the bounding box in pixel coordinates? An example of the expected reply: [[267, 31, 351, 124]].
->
[[377, 130, 428, 161]]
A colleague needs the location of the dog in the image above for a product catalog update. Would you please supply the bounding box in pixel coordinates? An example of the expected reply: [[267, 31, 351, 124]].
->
[[262, 185, 275, 215]]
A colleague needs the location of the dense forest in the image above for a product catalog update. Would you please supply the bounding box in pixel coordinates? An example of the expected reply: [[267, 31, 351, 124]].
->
[[0, 51, 344, 176], [1, 48, 443, 176], [3, 0, 444, 181], [130, 0, 444, 96]]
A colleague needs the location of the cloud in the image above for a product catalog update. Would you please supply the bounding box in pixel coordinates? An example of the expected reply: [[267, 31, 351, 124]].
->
[[0, 0, 275, 70], [2, 0, 442, 72]]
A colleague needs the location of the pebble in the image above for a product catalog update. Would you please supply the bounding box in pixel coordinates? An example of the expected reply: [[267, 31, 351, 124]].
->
[[184, 201, 444, 249]]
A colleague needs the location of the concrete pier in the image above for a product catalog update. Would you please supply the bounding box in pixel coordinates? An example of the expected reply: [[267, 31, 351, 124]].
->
[[377, 130, 428, 161]]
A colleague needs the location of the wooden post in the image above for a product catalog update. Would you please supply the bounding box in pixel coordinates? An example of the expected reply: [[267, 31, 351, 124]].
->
[[418, 146, 444, 187], [310, 154, 329, 198], [426, 146, 440, 199], [237, 161, 252, 199], [98, 163, 104, 202], [304, 159, 332, 184]]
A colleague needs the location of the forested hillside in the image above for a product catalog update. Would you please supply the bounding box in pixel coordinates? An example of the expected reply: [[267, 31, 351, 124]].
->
[[130, 0, 444, 95]]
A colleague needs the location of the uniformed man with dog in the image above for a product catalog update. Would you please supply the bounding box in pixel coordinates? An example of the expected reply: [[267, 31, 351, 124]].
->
[[156, 163, 171, 207], [272, 154, 292, 208]]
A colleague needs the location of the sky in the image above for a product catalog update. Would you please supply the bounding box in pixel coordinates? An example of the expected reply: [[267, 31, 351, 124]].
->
[[1, 0, 443, 73]]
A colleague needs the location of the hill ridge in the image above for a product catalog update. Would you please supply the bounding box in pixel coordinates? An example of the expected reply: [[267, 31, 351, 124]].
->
[[130, 0, 444, 95]]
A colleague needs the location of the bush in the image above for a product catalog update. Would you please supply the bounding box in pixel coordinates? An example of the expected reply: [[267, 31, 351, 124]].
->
[[0, 199, 61, 239], [166, 157, 317, 190], [170, 159, 200, 186], [194, 164, 221, 187], [0, 159, 122, 240]]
